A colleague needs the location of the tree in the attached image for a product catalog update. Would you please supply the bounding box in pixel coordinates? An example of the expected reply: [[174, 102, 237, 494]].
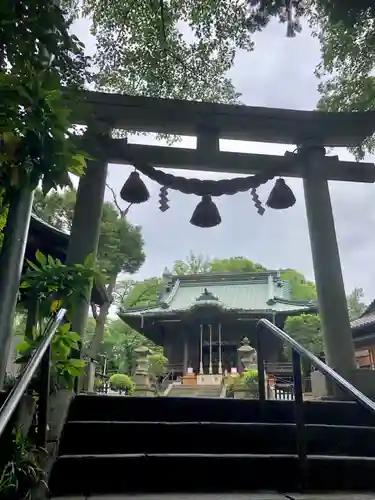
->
[[314, 5, 375, 157], [33, 187, 145, 359], [284, 314, 323, 358], [280, 269, 317, 301], [313, 1, 375, 28], [210, 257, 266, 274], [1, 1, 90, 196], [171, 252, 211, 275], [0, 0, 90, 385], [284, 287, 368, 360], [61, 1, 312, 105], [347, 287, 367, 320], [121, 277, 164, 309]]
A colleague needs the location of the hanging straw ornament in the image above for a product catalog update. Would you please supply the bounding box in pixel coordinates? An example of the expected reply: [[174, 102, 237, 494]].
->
[[266, 178, 296, 209], [120, 170, 150, 204], [190, 195, 221, 228]]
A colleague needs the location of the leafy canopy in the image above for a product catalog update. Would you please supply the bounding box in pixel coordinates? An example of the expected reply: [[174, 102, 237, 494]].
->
[[65, 0, 311, 103], [0, 1, 90, 195], [33, 188, 145, 278], [314, 1, 375, 157]]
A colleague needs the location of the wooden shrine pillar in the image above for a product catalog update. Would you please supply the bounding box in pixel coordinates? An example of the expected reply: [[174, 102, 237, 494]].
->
[[302, 144, 356, 379]]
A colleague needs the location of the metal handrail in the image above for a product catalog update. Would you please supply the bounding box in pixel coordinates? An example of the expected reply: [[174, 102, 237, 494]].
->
[[257, 318, 375, 414], [0, 308, 67, 440]]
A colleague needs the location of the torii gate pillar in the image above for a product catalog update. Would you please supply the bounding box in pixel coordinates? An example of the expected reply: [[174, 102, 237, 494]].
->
[[302, 144, 356, 380]]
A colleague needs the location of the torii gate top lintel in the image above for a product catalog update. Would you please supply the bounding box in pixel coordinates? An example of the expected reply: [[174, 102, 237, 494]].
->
[[72, 89, 375, 148]]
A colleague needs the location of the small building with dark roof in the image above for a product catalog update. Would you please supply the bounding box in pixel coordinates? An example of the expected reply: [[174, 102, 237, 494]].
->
[[26, 214, 107, 306], [351, 300, 375, 369]]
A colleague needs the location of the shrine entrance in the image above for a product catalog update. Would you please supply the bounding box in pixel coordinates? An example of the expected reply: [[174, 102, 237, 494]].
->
[[202, 341, 238, 375]]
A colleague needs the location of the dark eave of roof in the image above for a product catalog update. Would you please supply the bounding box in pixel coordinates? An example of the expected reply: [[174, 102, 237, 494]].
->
[[26, 214, 108, 306]]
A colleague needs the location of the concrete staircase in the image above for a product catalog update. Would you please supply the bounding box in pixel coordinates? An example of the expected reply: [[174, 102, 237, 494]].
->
[[49, 394, 375, 496], [165, 383, 223, 398]]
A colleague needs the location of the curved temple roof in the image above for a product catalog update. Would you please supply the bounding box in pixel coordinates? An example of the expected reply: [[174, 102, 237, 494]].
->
[[120, 271, 317, 322]]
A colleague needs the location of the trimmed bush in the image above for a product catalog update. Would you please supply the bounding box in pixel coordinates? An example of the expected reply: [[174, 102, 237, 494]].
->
[[108, 373, 135, 394]]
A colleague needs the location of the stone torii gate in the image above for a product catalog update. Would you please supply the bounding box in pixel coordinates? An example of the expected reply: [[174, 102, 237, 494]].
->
[[66, 91, 375, 391], [2, 90, 375, 393]]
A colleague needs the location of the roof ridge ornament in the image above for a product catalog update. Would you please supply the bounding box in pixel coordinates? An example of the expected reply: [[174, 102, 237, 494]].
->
[[196, 288, 219, 302]]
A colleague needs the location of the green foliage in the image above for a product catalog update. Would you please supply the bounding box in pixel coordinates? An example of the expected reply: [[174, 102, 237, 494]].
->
[[347, 287, 367, 320], [0, 428, 47, 500], [0, 193, 8, 248], [20, 252, 102, 322], [99, 203, 145, 278], [33, 188, 76, 231], [284, 314, 323, 359], [84, 318, 159, 376], [170, 253, 266, 276], [0, 0, 90, 197], [0, 72, 87, 195], [225, 370, 258, 396], [210, 257, 266, 274], [121, 278, 163, 309], [280, 269, 317, 301], [74, 0, 308, 104], [284, 288, 367, 360], [148, 352, 168, 379], [314, 0, 375, 28], [108, 373, 135, 394], [33, 188, 145, 279], [16, 324, 86, 391], [315, 5, 375, 157], [171, 252, 211, 275], [17, 252, 101, 390], [242, 369, 259, 390], [0, 1, 89, 85]]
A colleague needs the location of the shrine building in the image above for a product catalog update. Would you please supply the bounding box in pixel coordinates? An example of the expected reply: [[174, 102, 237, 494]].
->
[[119, 271, 317, 380]]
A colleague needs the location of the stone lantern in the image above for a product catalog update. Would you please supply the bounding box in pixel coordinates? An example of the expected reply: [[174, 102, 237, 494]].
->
[[237, 337, 257, 371], [133, 345, 154, 396]]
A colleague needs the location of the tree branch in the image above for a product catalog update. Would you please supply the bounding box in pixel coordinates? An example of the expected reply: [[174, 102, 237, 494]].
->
[[106, 182, 132, 218], [90, 301, 99, 320], [156, 0, 190, 85]]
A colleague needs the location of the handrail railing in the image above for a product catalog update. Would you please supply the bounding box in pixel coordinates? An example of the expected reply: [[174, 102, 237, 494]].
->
[[257, 318, 375, 413], [0, 308, 67, 447], [256, 318, 375, 488]]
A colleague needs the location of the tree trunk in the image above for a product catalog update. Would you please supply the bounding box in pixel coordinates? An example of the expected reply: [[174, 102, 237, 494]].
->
[[87, 280, 115, 360]]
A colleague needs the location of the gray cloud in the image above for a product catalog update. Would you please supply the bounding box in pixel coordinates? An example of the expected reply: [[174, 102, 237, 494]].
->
[[73, 18, 375, 302]]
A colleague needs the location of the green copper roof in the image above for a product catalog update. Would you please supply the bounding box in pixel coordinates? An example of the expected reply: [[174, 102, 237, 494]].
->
[[120, 271, 317, 318]]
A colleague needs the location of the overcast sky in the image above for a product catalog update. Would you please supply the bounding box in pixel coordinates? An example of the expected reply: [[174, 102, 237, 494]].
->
[[72, 18, 375, 302]]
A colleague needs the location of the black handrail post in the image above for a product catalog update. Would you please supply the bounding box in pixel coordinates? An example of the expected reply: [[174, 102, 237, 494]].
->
[[292, 349, 308, 489], [256, 324, 266, 407], [37, 344, 51, 449]]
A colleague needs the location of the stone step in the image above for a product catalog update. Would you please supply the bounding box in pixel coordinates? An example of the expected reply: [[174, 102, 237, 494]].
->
[[49, 453, 375, 495]]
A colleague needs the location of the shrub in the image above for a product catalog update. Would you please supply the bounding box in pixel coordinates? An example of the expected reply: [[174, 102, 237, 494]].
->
[[108, 373, 134, 395], [242, 369, 259, 390]]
